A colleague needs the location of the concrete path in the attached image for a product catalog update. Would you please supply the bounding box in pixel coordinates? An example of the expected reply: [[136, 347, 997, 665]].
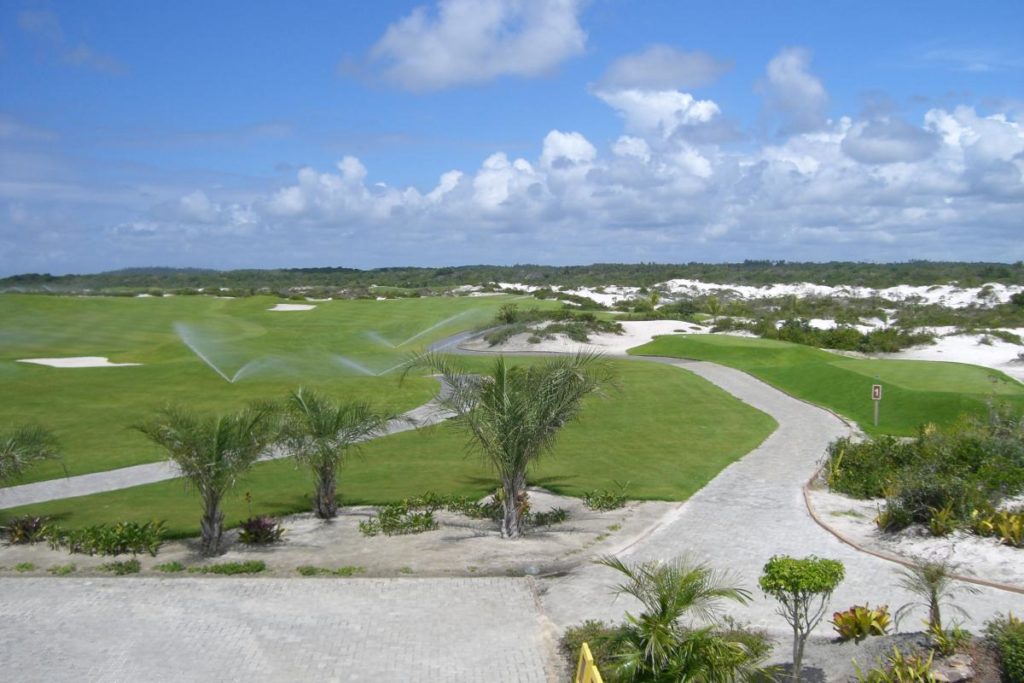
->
[[0, 393, 454, 509], [0, 577, 552, 682], [539, 357, 1024, 673]]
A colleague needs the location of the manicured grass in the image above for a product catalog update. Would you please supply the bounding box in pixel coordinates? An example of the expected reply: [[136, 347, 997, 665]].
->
[[0, 293, 548, 482], [2, 360, 776, 536], [631, 334, 1024, 435]]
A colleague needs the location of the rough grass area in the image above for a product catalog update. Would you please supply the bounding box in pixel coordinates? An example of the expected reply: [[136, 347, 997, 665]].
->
[[631, 334, 1024, 435], [0, 293, 553, 483], [0, 360, 776, 537]]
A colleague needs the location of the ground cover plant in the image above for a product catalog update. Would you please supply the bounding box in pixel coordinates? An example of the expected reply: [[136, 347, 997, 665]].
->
[[483, 304, 623, 345], [0, 360, 776, 537], [0, 293, 547, 482], [825, 409, 1024, 536], [631, 334, 1024, 435]]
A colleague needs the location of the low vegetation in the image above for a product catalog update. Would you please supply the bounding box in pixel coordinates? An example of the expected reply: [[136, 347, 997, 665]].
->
[[484, 304, 622, 345], [825, 408, 1024, 538], [43, 520, 165, 556]]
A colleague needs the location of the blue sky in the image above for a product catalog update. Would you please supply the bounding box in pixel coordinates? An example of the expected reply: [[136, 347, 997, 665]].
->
[[1, 0, 1022, 275]]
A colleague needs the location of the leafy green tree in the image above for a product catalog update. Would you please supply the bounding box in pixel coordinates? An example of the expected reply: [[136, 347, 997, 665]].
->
[[599, 556, 763, 682], [895, 559, 978, 634], [136, 405, 274, 555], [410, 352, 610, 538], [278, 387, 392, 519], [760, 555, 845, 683], [0, 425, 61, 485]]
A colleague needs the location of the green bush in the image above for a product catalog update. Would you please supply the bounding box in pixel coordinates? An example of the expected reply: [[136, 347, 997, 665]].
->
[[831, 604, 891, 642], [48, 563, 76, 576], [2, 515, 50, 544], [237, 516, 285, 545], [189, 560, 266, 575], [155, 561, 185, 573], [100, 558, 141, 575], [44, 520, 165, 556], [985, 613, 1024, 683], [560, 620, 631, 682], [582, 483, 629, 511]]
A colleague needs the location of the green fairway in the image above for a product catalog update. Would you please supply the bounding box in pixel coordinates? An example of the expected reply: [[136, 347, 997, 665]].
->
[[631, 334, 1024, 435], [0, 293, 547, 482], [1, 360, 777, 536]]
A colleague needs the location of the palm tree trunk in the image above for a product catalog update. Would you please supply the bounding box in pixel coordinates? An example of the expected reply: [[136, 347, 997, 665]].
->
[[314, 466, 338, 519], [500, 478, 521, 539], [200, 496, 224, 556]]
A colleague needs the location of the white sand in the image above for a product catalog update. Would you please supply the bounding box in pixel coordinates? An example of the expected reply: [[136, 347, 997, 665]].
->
[[268, 303, 316, 311], [809, 486, 1024, 589], [886, 331, 1024, 383], [493, 279, 1024, 309], [17, 356, 141, 368], [462, 320, 706, 354]]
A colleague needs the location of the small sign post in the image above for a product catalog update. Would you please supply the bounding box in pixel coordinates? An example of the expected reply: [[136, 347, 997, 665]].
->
[[871, 384, 883, 426]]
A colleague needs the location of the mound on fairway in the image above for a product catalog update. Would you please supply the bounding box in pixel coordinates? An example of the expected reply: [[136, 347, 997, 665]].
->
[[0, 293, 556, 483], [631, 334, 1024, 435], [0, 360, 777, 536]]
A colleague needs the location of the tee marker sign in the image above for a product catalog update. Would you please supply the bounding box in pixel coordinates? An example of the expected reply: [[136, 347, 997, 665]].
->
[[871, 384, 882, 426]]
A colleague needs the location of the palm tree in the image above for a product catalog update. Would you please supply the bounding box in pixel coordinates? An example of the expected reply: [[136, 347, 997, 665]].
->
[[410, 352, 610, 538], [0, 424, 61, 485], [278, 387, 392, 519], [895, 559, 978, 633], [598, 556, 759, 682], [136, 404, 274, 555]]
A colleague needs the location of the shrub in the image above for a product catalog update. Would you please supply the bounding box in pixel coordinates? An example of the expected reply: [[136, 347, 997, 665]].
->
[[853, 646, 935, 683], [296, 565, 365, 577], [15, 562, 35, 572], [100, 558, 141, 575], [2, 515, 49, 544], [560, 619, 630, 679], [985, 613, 1024, 683], [237, 516, 285, 545], [358, 502, 439, 537], [48, 563, 76, 576], [531, 507, 568, 527], [831, 604, 891, 642], [155, 561, 186, 573], [44, 520, 165, 556], [760, 555, 845, 683], [189, 560, 266, 575], [582, 483, 629, 511]]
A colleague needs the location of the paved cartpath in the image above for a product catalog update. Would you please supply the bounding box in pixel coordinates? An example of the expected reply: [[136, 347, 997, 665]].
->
[[0, 577, 551, 682], [0, 395, 454, 509], [540, 358, 1024, 672], [3, 353, 1023, 681]]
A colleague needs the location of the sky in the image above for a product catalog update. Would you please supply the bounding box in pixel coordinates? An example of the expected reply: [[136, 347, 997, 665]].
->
[[1, 0, 1022, 276]]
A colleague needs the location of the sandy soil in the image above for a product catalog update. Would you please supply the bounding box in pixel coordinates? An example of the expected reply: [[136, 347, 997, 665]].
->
[[0, 488, 676, 578], [16, 356, 141, 368], [886, 331, 1024, 383], [461, 320, 705, 355], [268, 303, 316, 311], [806, 483, 1024, 590]]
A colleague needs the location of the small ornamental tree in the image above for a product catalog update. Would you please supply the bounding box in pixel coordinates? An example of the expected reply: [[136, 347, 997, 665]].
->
[[760, 555, 845, 683]]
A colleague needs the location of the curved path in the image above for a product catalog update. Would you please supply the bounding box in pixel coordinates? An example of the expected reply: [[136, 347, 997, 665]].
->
[[3, 342, 1023, 681]]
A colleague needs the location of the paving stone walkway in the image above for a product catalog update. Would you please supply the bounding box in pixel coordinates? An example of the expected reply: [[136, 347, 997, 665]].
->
[[0, 577, 553, 682]]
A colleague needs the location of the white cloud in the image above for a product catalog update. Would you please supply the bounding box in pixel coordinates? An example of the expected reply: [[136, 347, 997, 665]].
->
[[841, 116, 941, 164], [368, 0, 586, 91], [598, 45, 731, 91], [540, 130, 596, 168], [594, 89, 720, 139], [759, 47, 827, 134]]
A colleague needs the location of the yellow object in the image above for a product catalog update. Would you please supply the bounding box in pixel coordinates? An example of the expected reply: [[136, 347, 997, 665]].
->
[[575, 642, 604, 683]]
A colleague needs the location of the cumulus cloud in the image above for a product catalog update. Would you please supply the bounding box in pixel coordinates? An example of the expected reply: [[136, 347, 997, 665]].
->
[[598, 45, 731, 91], [17, 9, 126, 74], [594, 89, 720, 139], [759, 47, 827, 134], [841, 116, 941, 164], [368, 0, 586, 91]]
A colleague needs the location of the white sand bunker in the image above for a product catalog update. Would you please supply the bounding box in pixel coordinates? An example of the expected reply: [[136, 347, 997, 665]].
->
[[268, 303, 316, 312], [18, 356, 141, 368]]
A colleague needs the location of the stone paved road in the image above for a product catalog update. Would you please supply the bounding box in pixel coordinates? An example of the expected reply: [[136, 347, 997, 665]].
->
[[0, 577, 553, 682]]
